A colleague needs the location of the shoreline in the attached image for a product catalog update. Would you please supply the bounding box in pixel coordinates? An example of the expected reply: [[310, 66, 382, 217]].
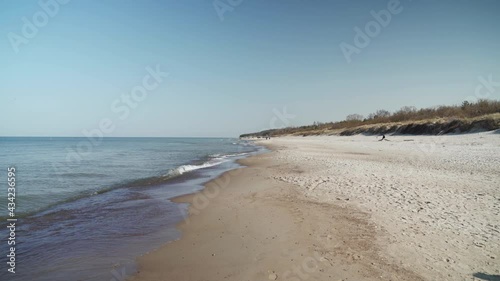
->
[[167, 144, 271, 203], [0, 139, 261, 281], [129, 132, 499, 281], [128, 139, 428, 281]]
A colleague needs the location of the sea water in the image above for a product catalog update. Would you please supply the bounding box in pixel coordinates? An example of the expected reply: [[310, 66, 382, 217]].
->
[[0, 137, 261, 281]]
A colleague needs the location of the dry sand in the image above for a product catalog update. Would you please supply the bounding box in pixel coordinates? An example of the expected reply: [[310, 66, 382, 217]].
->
[[130, 132, 499, 281]]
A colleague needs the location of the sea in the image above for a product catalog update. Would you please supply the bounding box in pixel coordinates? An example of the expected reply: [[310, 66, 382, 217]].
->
[[0, 137, 263, 281]]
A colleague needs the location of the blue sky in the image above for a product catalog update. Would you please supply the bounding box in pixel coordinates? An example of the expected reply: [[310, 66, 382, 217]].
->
[[1, 0, 499, 137]]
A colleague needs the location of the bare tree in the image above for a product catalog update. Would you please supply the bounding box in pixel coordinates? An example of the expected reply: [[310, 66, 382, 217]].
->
[[399, 106, 417, 113], [346, 114, 364, 121], [373, 109, 391, 119], [392, 106, 417, 121], [461, 101, 471, 110]]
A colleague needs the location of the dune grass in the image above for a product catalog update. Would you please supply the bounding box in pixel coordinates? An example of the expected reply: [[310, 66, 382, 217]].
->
[[241, 100, 500, 137]]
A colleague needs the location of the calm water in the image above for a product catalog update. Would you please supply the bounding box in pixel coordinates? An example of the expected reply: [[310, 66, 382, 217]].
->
[[0, 137, 261, 281]]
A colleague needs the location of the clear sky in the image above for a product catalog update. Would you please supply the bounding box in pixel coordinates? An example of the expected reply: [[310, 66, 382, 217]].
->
[[1, 0, 499, 137]]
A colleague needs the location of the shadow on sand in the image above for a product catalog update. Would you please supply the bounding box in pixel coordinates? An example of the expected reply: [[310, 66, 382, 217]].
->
[[473, 273, 500, 281]]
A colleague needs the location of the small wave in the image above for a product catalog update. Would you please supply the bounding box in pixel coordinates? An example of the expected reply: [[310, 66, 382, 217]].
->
[[166, 159, 226, 177], [226, 152, 251, 157], [212, 152, 250, 159], [165, 151, 251, 177], [233, 141, 257, 147], [1, 150, 255, 221]]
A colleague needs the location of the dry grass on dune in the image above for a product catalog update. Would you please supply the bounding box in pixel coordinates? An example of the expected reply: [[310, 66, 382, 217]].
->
[[241, 100, 500, 137]]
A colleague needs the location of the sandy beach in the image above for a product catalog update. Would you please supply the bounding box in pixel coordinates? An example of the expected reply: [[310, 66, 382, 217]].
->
[[130, 132, 500, 281]]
